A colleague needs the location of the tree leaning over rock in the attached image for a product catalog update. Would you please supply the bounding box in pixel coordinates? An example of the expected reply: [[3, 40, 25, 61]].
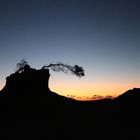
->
[[42, 63, 85, 78], [15, 59, 85, 78]]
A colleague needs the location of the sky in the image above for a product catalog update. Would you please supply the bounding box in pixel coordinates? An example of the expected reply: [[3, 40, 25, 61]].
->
[[0, 0, 140, 100]]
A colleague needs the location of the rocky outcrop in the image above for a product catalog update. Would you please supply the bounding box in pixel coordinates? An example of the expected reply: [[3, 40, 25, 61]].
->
[[1, 67, 50, 97]]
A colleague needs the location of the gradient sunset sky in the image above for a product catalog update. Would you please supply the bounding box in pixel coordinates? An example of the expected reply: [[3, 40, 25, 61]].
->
[[0, 0, 140, 99]]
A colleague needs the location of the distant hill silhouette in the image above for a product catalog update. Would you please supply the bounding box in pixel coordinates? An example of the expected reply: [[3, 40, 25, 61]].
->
[[0, 66, 140, 139]]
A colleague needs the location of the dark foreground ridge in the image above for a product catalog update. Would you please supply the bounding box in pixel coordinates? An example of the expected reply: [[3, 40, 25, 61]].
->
[[0, 67, 140, 139]]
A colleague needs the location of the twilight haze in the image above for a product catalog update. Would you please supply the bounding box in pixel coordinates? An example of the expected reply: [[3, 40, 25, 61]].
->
[[0, 0, 140, 100]]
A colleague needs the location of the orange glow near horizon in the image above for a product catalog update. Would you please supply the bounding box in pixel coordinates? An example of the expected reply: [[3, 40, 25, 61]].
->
[[0, 79, 140, 101], [49, 80, 140, 100], [0, 83, 4, 91]]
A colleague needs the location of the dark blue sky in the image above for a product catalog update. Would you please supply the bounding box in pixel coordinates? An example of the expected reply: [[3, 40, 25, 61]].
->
[[0, 0, 140, 98]]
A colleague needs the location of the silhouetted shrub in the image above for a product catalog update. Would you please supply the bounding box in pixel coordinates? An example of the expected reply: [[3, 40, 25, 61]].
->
[[15, 59, 28, 73]]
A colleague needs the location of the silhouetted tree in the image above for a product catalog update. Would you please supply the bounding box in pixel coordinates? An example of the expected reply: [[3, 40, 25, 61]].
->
[[42, 63, 85, 78], [15, 59, 28, 73], [15, 60, 85, 78]]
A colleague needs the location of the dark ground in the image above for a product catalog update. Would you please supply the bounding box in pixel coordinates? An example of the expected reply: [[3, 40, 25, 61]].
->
[[0, 69, 140, 139]]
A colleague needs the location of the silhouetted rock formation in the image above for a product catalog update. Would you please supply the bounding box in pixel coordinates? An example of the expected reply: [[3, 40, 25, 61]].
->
[[1, 67, 50, 96], [0, 67, 140, 140]]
